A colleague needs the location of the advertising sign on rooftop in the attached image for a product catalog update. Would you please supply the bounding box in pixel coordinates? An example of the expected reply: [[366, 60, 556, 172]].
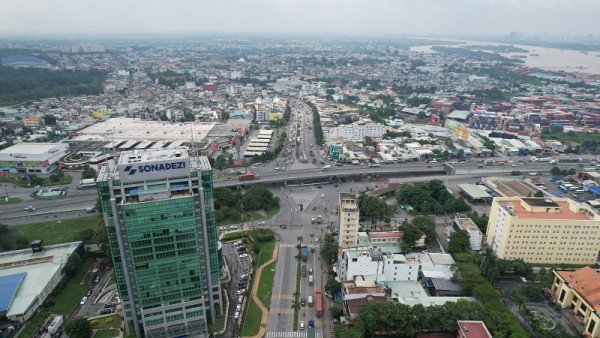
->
[[118, 158, 190, 183]]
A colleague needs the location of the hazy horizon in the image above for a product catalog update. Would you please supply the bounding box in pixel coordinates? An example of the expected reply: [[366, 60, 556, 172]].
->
[[1, 0, 599, 38]]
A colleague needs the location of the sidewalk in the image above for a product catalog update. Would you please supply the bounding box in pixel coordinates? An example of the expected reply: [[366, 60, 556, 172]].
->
[[242, 239, 280, 338]]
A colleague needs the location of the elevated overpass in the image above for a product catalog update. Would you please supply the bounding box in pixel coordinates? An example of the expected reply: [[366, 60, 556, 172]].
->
[[213, 162, 578, 188]]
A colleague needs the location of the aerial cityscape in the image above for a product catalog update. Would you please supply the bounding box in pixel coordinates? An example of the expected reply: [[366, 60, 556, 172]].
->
[[1, 1, 600, 338]]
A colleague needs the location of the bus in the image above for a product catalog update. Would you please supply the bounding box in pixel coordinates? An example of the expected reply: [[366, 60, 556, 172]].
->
[[574, 189, 586, 195], [558, 185, 569, 193]]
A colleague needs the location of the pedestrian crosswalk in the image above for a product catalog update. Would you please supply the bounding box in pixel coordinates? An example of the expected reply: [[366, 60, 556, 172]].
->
[[265, 331, 321, 338]]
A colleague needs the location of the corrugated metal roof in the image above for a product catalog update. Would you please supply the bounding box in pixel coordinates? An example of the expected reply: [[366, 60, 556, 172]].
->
[[0, 272, 27, 313]]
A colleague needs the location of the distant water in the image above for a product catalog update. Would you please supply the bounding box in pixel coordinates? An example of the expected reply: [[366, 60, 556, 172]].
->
[[410, 39, 600, 75]]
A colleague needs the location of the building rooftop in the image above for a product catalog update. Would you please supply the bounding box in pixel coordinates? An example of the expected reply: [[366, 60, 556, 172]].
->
[[0, 242, 81, 318], [556, 267, 600, 312], [339, 192, 358, 211], [457, 184, 493, 199], [0, 272, 26, 314], [0, 142, 67, 155], [118, 148, 189, 165], [454, 216, 480, 232], [73, 117, 216, 142], [502, 198, 595, 220], [457, 320, 493, 338], [368, 232, 403, 239]]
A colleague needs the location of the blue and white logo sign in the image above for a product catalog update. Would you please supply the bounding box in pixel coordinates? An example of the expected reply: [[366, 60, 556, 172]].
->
[[119, 159, 190, 183]]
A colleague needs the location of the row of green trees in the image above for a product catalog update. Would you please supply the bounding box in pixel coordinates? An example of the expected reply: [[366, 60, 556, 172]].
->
[[396, 179, 471, 215], [213, 186, 280, 222], [357, 195, 397, 226], [305, 101, 324, 145], [334, 299, 488, 338]]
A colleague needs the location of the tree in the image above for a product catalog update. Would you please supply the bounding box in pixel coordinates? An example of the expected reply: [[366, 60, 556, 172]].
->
[[417, 111, 427, 119], [81, 165, 97, 180], [448, 230, 471, 254], [400, 224, 422, 253], [412, 216, 437, 242], [533, 190, 544, 197], [63, 254, 82, 275], [65, 318, 92, 338], [550, 166, 561, 177], [43, 114, 57, 125], [49, 174, 60, 182], [326, 279, 342, 295], [320, 234, 338, 262]]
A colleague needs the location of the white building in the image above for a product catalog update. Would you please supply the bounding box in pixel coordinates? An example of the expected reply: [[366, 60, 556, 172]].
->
[[0, 142, 69, 174], [453, 215, 483, 251], [338, 249, 421, 282], [0, 242, 82, 323], [327, 122, 385, 141], [339, 192, 360, 249]]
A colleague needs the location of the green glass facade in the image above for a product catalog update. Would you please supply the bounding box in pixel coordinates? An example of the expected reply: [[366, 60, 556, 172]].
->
[[98, 155, 221, 338]]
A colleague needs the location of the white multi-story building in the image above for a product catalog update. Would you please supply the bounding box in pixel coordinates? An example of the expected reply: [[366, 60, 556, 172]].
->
[[338, 249, 421, 282], [453, 215, 483, 251], [339, 192, 360, 249], [327, 122, 385, 141]]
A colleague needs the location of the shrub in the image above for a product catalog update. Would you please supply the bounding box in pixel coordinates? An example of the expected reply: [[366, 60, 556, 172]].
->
[[90, 319, 99, 326]]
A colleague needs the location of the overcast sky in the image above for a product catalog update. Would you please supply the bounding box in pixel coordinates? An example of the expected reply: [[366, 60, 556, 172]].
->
[[1, 0, 599, 37]]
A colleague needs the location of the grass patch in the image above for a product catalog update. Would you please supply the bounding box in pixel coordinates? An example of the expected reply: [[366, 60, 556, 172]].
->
[[254, 242, 275, 267], [16, 215, 102, 246], [221, 231, 247, 242], [19, 257, 95, 338], [0, 197, 21, 205], [93, 329, 120, 338], [91, 315, 120, 329], [257, 261, 276, 309], [240, 296, 262, 336], [216, 206, 280, 226]]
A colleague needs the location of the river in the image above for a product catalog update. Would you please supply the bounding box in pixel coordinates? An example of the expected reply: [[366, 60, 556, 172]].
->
[[410, 39, 600, 75]]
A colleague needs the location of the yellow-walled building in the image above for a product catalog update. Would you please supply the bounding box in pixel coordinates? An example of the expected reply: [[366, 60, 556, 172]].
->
[[92, 110, 107, 118], [552, 267, 600, 337], [486, 197, 600, 264]]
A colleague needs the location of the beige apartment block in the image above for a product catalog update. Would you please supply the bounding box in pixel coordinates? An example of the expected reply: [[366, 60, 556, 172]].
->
[[486, 197, 600, 264], [338, 192, 360, 249]]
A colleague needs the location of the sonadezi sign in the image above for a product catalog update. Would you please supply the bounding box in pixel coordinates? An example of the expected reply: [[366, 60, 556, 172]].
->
[[119, 158, 190, 183]]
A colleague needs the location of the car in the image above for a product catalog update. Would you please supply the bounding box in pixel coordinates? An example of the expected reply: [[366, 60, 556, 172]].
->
[[237, 248, 246, 254], [321, 194, 325, 198], [240, 274, 249, 280], [258, 221, 266, 226], [239, 253, 248, 258], [238, 280, 247, 287], [301, 298, 306, 306], [237, 295, 244, 304], [234, 241, 242, 246], [279, 224, 287, 229], [80, 296, 88, 305], [104, 302, 115, 308], [520, 276, 527, 283], [299, 321, 305, 330], [511, 164, 517, 167], [236, 289, 246, 296], [236, 304, 242, 311], [312, 206, 317, 211], [219, 226, 226, 231], [86, 289, 93, 296], [230, 225, 238, 230], [234, 311, 240, 319], [24, 205, 36, 211], [99, 309, 112, 315], [310, 232, 314, 237], [309, 268, 313, 275]]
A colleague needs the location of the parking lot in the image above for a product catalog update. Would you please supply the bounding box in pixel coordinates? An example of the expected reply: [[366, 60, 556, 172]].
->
[[219, 239, 253, 337]]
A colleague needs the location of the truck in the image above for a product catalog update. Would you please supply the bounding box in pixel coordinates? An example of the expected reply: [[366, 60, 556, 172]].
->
[[308, 275, 314, 286], [302, 264, 307, 277], [301, 246, 309, 262], [78, 178, 96, 189], [321, 165, 331, 171], [315, 290, 323, 317], [238, 173, 257, 181], [316, 215, 322, 224]]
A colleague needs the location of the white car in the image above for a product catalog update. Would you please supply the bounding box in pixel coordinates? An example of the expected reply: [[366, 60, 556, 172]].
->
[[236, 289, 246, 296], [238, 295, 244, 304], [239, 253, 248, 258], [80, 296, 88, 305], [230, 225, 238, 230], [258, 221, 266, 226], [234, 311, 240, 319], [236, 304, 242, 311], [24, 205, 36, 211], [520, 276, 527, 283], [299, 321, 305, 330], [321, 194, 325, 198]]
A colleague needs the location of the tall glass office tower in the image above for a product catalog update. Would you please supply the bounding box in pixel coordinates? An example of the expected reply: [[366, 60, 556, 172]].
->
[[97, 148, 222, 338]]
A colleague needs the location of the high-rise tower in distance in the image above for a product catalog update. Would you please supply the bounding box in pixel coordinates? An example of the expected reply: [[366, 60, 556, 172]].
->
[[97, 148, 222, 338]]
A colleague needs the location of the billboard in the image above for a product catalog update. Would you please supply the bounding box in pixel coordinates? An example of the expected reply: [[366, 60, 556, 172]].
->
[[119, 158, 190, 183]]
